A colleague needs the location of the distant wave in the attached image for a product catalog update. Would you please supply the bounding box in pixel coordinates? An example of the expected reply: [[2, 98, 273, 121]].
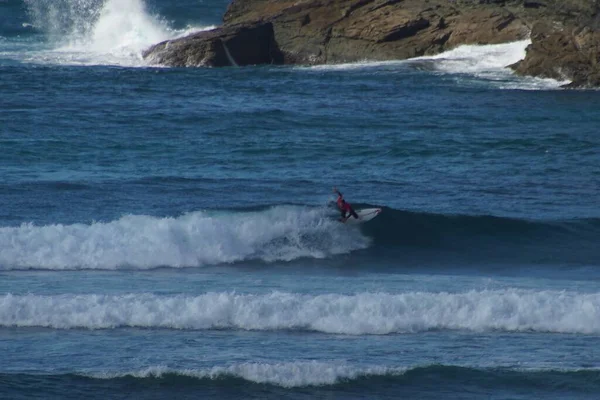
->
[[1, 205, 598, 270], [87, 362, 406, 388], [84, 363, 600, 389], [2, 289, 599, 334], [1, 364, 598, 394]]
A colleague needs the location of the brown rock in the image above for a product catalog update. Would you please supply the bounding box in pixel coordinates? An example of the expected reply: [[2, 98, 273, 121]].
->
[[141, 0, 600, 87], [511, 22, 600, 87]]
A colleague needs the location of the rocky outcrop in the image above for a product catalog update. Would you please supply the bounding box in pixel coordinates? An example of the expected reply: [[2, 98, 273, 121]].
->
[[223, 0, 531, 64], [512, 21, 600, 87], [143, 22, 282, 67], [222, 0, 533, 62], [143, 0, 600, 87]]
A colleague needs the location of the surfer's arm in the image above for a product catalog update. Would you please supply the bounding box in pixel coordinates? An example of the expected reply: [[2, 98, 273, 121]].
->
[[332, 187, 343, 198]]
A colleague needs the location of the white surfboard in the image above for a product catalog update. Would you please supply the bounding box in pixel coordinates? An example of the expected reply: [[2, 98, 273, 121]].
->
[[342, 208, 382, 224]]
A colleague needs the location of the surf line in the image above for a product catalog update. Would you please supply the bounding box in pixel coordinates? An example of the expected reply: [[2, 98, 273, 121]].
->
[[221, 39, 238, 67]]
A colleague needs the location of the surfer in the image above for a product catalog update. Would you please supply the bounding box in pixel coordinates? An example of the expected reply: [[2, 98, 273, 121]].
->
[[333, 187, 359, 222]]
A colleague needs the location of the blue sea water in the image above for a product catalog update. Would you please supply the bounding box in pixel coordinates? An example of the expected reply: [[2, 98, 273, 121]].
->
[[1, 0, 600, 398]]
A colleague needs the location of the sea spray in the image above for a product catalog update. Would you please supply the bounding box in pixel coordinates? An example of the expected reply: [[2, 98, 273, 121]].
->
[[21, 0, 206, 66]]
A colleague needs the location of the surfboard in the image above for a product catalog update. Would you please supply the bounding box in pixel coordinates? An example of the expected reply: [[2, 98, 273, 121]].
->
[[341, 208, 382, 224]]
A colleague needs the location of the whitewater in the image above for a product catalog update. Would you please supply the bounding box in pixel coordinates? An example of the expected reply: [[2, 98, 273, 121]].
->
[[2, 289, 600, 334], [16, 0, 213, 66], [0, 207, 369, 269], [1, 0, 599, 399]]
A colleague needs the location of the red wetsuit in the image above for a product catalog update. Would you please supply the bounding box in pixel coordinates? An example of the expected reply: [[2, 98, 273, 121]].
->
[[337, 196, 351, 212], [336, 193, 358, 219]]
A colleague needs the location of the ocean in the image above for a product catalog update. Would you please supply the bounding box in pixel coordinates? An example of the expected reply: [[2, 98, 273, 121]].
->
[[1, 0, 600, 399]]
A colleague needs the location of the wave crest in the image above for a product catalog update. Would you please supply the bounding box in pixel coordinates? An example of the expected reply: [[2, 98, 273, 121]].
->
[[5, 363, 597, 391]]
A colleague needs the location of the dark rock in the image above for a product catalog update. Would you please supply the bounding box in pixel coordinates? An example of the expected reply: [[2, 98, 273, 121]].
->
[[143, 22, 282, 67], [523, 2, 546, 9], [141, 0, 600, 86]]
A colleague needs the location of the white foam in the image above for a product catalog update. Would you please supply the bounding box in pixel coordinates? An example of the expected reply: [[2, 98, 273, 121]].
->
[[2, 289, 599, 334], [0, 207, 369, 270], [303, 41, 567, 89], [416, 40, 529, 72], [21, 0, 210, 67], [301, 41, 533, 72], [85, 362, 600, 387], [89, 362, 405, 387], [412, 40, 569, 89]]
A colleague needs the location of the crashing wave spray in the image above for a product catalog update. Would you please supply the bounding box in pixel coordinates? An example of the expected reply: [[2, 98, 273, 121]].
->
[[25, 0, 103, 38], [22, 0, 200, 66]]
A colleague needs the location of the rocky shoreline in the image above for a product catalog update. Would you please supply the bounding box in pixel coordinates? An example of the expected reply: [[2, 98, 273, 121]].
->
[[143, 0, 600, 88]]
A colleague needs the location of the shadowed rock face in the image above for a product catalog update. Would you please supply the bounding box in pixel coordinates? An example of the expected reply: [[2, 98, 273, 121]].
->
[[143, 0, 600, 87], [143, 23, 282, 67]]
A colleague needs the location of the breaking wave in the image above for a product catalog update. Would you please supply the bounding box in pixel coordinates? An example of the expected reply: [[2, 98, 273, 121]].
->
[[0, 206, 369, 270], [2, 289, 599, 334], [2, 364, 599, 395], [1, 205, 598, 270]]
